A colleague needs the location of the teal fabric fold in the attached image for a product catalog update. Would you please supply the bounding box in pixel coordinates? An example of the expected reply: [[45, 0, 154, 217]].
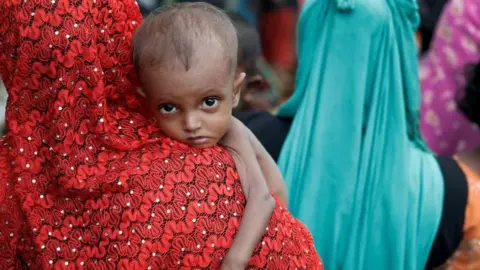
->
[[335, 0, 355, 11], [277, 0, 444, 269]]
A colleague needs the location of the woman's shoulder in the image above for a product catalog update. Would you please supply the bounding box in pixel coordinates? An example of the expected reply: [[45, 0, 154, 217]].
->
[[434, 156, 480, 269], [454, 157, 480, 238]]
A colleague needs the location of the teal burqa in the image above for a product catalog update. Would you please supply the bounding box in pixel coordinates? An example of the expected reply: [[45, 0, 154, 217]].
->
[[277, 0, 444, 269]]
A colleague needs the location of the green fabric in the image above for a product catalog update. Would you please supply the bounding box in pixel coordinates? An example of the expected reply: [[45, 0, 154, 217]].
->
[[277, 0, 444, 269]]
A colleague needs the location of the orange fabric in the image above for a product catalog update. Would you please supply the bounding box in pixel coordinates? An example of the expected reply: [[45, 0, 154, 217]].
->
[[457, 161, 480, 238], [440, 159, 480, 269]]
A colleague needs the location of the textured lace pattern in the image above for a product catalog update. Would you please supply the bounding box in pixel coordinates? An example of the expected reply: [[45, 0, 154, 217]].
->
[[0, 0, 322, 269]]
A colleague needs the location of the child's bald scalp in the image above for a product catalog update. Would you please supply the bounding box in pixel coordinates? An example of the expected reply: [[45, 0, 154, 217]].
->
[[132, 3, 238, 74]]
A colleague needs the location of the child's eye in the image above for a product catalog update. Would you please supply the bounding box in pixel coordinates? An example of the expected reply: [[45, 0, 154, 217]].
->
[[159, 104, 177, 114], [202, 97, 218, 108]]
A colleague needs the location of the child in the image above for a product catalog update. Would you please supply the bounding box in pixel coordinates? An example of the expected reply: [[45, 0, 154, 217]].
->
[[0, 0, 322, 269], [225, 11, 276, 112], [132, 3, 287, 269]]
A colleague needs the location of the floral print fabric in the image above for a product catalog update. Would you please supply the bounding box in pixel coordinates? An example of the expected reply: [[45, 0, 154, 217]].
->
[[420, 0, 480, 155]]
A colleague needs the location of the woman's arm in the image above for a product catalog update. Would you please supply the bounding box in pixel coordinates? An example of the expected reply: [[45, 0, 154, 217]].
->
[[0, 165, 26, 269]]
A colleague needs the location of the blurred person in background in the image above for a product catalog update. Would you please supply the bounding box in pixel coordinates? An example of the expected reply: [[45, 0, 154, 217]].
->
[[227, 11, 278, 112], [445, 61, 480, 270], [257, 0, 298, 107], [417, 0, 449, 54], [240, 0, 480, 269], [420, 0, 480, 155], [137, 0, 225, 15], [137, 0, 161, 15]]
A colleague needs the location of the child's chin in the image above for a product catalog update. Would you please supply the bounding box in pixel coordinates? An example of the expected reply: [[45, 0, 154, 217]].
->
[[191, 144, 216, 149]]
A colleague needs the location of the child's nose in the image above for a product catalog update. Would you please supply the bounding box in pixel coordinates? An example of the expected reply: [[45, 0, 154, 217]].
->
[[183, 113, 201, 132]]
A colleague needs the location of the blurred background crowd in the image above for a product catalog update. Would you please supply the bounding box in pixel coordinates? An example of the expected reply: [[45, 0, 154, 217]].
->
[[0, 0, 477, 155]]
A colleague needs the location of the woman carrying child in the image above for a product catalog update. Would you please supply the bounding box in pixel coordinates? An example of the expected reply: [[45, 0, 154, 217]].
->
[[0, 0, 321, 269]]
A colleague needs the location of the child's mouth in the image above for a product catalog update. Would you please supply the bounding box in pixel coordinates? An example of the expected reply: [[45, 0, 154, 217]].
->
[[187, 136, 211, 146]]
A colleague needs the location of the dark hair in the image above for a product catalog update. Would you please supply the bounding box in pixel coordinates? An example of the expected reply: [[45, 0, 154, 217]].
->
[[458, 62, 480, 126], [417, 0, 449, 53], [225, 11, 260, 74], [132, 2, 238, 73]]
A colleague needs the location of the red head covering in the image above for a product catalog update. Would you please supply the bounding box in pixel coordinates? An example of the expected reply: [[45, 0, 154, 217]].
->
[[0, 0, 321, 268]]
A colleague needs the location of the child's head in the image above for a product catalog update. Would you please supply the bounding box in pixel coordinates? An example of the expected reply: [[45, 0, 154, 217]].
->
[[133, 3, 245, 148]]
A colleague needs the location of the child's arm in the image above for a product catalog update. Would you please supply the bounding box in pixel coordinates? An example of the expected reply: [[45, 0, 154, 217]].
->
[[220, 118, 275, 269], [246, 128, 288, 205]]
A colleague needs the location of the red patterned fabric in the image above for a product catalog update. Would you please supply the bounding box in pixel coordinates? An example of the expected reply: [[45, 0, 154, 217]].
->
[[0, 0, 322, 269]]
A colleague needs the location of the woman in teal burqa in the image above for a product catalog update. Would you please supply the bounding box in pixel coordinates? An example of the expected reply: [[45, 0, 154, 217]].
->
[[276, 0, 445, 269], [236, 0, 480, 268]]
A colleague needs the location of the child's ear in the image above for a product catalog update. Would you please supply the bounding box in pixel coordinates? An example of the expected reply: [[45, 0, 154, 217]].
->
[[232, 72, 246, 108]]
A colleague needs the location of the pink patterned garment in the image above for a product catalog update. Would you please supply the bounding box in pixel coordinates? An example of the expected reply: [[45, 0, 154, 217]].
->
[[420, 0, 480, 155]]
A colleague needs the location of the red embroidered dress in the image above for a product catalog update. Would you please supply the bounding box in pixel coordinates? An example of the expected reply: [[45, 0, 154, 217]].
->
[[0, 0, 322, 269]]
